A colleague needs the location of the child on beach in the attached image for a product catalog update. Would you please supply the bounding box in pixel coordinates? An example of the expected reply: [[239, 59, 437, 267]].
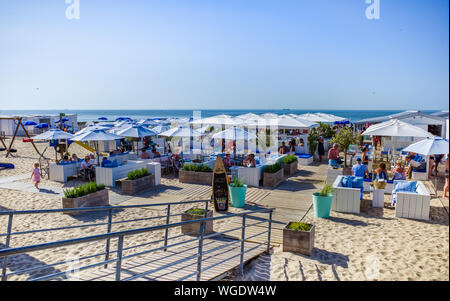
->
[[31, 163, 41, 189]]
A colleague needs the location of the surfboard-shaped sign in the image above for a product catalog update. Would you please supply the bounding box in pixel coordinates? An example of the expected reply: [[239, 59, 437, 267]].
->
[[212, 156, 230, 212]]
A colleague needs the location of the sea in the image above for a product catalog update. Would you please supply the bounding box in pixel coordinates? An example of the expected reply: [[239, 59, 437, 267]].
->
[[0, 109, 442, 123]]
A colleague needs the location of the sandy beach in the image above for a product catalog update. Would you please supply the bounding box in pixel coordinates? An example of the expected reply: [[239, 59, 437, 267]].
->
[[0, 140, 449, 281]]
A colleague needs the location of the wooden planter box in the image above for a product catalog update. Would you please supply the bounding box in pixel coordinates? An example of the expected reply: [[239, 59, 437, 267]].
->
[[62, 189, 109, 216], [181, 210, 214, 236], [282, 161, 298, 177], [263, 169, 284, 187], [179, 170, 213, 185], [121, 174, 155, 195], [283, 223, 315, 256]]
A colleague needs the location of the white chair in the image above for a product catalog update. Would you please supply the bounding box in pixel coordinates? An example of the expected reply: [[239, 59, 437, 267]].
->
[[332, 175, 361, 214], [394, 180, 431, 221]]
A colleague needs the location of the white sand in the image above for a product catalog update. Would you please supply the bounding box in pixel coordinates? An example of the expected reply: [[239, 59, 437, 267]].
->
[[1, 140, 449, 281]]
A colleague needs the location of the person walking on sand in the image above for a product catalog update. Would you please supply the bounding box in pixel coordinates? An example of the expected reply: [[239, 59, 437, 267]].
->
[[31, 163, 41, 189]]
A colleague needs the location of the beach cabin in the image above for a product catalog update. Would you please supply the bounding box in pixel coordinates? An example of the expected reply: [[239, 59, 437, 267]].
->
[[0, 114, 78, 136]]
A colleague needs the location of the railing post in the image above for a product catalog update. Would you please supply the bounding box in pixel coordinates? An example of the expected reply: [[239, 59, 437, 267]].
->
[[240, 215, 246, 275], [196, 221, 205, 281], [115, 235, 124, 281], [1, 214, 13, 281], [204, 200, 209, 218], [267, 210, 273, 254], [104, 208, 113, 268], [163, 204, 171, 251]]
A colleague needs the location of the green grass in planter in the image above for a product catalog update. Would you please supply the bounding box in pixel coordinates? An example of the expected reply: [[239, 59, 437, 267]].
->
[[283, 154, 298, 164], [63, 182, 105, 199], [318, 182, 334, 197], [265, 162, 282, 174], [186, 207, 207, 216], [127, 168, 149, 180], [182, 163, 212, 172], [287, 222, 312, 232], [231, 178, 245, 188]]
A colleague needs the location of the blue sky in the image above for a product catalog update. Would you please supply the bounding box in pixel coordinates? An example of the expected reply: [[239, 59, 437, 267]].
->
[[0, 0, 448, 110]]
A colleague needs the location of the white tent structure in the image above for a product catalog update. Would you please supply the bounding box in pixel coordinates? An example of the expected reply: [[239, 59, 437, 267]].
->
[[361, 119, 434, 138], [190, 114, 239, 127], [212, 127, 257, 156]]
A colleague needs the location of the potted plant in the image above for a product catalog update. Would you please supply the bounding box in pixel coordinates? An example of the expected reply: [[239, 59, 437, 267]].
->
[[229, 178, 247, 208], [263, 162, 284, 187], [179, 163, 213, 185], [62, 182, 109, 216], [283, 221, 315, 256], [312, 182, 334, 218], [282, 154, 298, 176], [121, 167, 155, 195], [181, 207, 213, 236]]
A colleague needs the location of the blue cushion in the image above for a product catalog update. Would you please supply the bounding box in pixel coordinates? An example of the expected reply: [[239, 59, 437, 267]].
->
[[297, 154, 312, 159], [412, 169, 426, 173], [394, 181, 417, 193], [350, 176, 364, 188], [341, 177, 351, 188]]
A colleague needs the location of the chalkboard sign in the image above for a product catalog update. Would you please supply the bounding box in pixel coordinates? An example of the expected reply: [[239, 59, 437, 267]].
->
[[212, 156, 230, 212]]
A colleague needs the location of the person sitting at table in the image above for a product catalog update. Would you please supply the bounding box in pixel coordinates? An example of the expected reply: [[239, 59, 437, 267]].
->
[[243, 154, 256, 167], [352, 158, 369, 178], [81, 156, 95, 181], [101, 157, 112, 167], [288, 138, 296, 154], [328, 143, 343, 168], [278, 142, 289, 154], [152, 148, 161, 158], [299, 138, 305, 147], [361, 146, 369, 165], [71, 153, 79, 162], [223, 153, 232, 170], [140, 148, 150, 159], [62, 155, 70, 163], [374, 163, 388, 189], [392, 160, 406, 180]]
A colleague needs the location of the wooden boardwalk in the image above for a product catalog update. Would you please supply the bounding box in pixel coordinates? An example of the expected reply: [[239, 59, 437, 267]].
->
[[76, 237, 267, 281]]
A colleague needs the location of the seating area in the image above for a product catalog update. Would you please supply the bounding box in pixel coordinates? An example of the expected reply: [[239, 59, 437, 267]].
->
[[393, 180, 431, 221]]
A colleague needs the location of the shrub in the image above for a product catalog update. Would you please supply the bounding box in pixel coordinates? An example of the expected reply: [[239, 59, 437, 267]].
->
[[286, 222, 312, 232], [265, 162, 282, 174], [63, 182, 106, 199], [127, 168, 149, 180], [186, 207, 207, 216], [283, 154, 298, 164], [231, 178, 245, 188]]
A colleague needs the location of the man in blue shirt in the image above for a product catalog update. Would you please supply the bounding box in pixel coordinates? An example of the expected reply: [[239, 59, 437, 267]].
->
[[352, 158, 368, 178]]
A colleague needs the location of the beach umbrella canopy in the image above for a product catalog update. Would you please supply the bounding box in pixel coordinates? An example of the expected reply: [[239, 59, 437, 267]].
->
[[32, 129, 75, 140], [137, 119, 159, 127], [35, 123, 49, 129], [73, 129, 123, 142], [55, 118, 69, 123], [23, 121, 37, 126], [151, 125, 171, 134], [159, 126, 203, 138], [402, 137, 449, 156], [74, 125, 110, 136], [212, 127, 257, 140], [361, 119, 434, 138], [116, 125, 157, 138], [190, 114, 239, 126]]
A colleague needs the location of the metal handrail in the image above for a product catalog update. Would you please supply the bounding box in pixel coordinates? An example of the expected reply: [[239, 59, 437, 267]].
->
[[1, 208, 274, 281]]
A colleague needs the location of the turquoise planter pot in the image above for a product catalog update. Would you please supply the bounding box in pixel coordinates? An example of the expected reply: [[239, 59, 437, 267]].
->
[[230, 184, 247, 208], [312, 193, 333, 218]]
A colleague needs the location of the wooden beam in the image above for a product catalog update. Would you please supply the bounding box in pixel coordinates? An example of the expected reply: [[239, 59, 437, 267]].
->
[[19, 120, 41, 157], [5, 118, 21, 158]]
